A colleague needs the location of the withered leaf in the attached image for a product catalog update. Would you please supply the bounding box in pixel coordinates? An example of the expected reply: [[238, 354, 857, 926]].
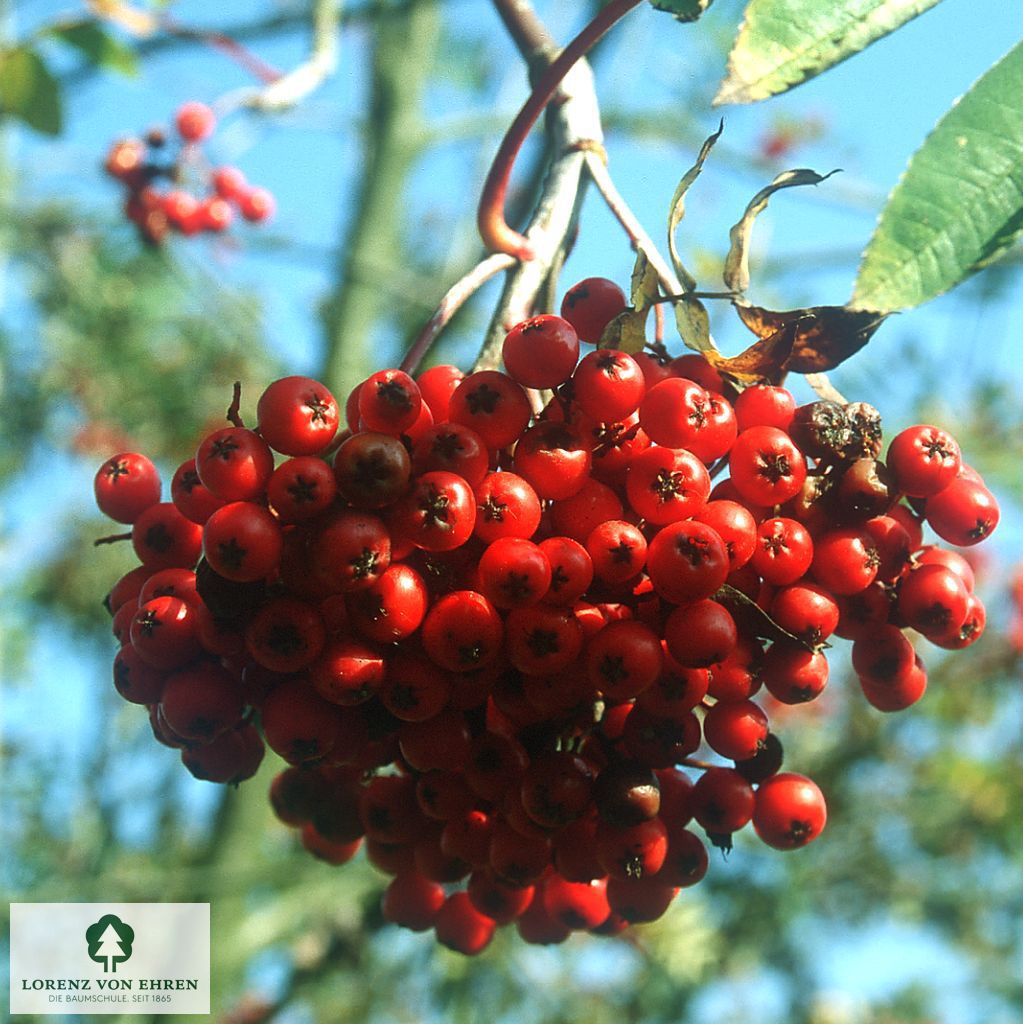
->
[[668, 121, 724, 293], [673, 294, 713, 356], [724, 168, 840, 296], [598, 307, 649, 355], [703, 317, 797, 383], [732, 302, 889, 375], [629, 249, 660, 311]]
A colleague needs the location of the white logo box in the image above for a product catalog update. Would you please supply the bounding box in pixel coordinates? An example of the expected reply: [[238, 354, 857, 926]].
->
[[10, 903, 210, 1016]]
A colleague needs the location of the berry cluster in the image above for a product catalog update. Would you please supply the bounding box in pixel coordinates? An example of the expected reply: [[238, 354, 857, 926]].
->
[[104, 101, 275, 246], [93, 276, 999, 955]]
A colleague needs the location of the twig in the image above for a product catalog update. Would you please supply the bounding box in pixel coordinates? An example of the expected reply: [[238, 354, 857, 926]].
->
[[239, 0, 343, 113], [399, 253, 516, 375], [227, 381, 245, 427], [478, 0, 645, 259], [93, 532, 132, 547], [805, 372, 848, 404], [159, 15, 283, 84], [583, 150, 683, 297]]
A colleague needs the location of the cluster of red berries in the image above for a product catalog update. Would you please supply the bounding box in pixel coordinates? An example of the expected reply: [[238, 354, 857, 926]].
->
[[93, 275, 999, 954], [104, 101, 275, 246]]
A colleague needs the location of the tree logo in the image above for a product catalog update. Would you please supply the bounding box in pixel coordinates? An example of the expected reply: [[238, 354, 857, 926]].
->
[[85, 914, 135, 973]]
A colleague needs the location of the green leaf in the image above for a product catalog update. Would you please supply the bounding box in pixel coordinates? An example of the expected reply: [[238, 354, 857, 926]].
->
[[49, 20, 139, 77], [724, 168, 839, 294], [649, 0, 714, 22], [852, 40, 1023, 312], [0, 47, 62, 135], [715, 0, 944, 105]]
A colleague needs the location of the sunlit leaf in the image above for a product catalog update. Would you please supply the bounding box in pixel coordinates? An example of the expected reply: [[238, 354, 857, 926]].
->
[[704, 319, 796, 383], [852, 39, 1023, 311], [714, 0, 944, 105]]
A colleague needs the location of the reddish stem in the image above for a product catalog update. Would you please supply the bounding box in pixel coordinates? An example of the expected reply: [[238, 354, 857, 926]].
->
[[478, 0, 645, 259], [161, 16, 284, 84], [399, 253, 517, 376]]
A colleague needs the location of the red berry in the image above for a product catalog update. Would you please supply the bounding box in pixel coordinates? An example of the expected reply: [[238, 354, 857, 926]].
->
[[212, 165, 247, 201], [196, 427, 275, 502], [358, 369, 422, 435], [257, 376, 340, 456], [95, 452, 162, 523], [886, 424, 961, 497], [449, 370, 532, 450], [203, 501, 281, 582], [131, 502, 204, 570], [434, 892, 496, 955], [175, 101, 215, 142], [572, 349, 646, 423], [502, 314, 580, 388], [560, 277, 627, 344], [752, 772, 827, 850], [924, 477, 1000, 547], [729, 426, 807, 507], [238, 187, 275, 222]]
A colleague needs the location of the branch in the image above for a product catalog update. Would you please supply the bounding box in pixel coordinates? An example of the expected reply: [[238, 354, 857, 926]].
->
[[473, 7, 604, 371], [399, 253, 516, 375], [491, 0, 556, 55], [477, 0, 645, 259], [236, 0, 343, 113], [583, 149, 684, 298]]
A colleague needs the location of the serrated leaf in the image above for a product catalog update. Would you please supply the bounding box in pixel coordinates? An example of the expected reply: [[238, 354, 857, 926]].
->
[[649, 0, 714, 22], [733, 302, 888, 373], [724, 168, 839, 295], [630, 250, 660, 310], [852, 40, 1023, 312], [668, 121, 723, 292], [0, 47, 62, 135], [714, 0, 944, 105], [673, 295, 713, 355], [599, 308, 649, 355], [50, 20, 139, 77]]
